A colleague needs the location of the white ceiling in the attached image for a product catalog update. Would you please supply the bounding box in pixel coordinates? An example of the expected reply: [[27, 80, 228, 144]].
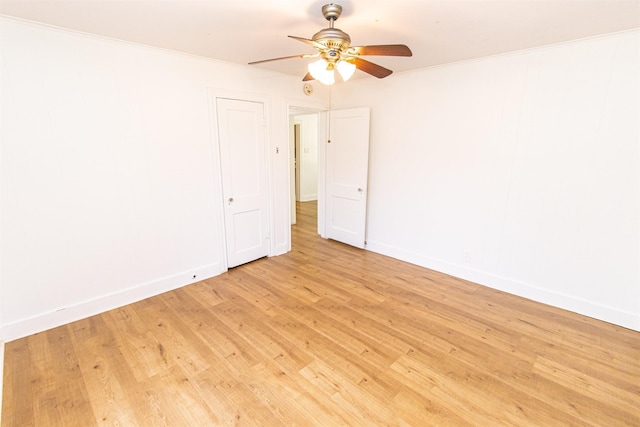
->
[[1, 0, 638, 81]]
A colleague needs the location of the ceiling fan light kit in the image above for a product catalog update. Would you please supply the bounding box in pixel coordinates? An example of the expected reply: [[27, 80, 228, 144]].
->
[[308, 58, 336, 84], [336, 59, 356, 80], [249, 3, 412, 85]]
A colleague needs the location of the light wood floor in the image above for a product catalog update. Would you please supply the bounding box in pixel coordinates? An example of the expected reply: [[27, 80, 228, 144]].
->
[[3, 201, 640, 426]]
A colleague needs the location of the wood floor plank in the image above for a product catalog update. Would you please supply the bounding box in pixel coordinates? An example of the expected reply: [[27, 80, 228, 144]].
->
[[209, 295, 314, 375], [40, 325, 96, 426], [67, 315, 144, 425], [104, 305, 170, 382], [3, 336, 35, 426], [245, 358, 349, 426], [392, 388, 472, 426], [3, 200, 640, 426]]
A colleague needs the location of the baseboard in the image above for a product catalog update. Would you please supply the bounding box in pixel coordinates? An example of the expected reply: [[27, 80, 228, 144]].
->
[[365, 240, 640, 332], [0, 263, 224, 342]]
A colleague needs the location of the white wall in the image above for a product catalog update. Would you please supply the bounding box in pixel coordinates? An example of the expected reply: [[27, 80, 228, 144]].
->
[[2, 19, 637, 344], [333, 30, 640, 331], [294, 113, 319, 201], [0, 17, 329, 341]]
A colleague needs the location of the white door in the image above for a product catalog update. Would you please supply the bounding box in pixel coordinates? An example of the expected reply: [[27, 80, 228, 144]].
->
[[216, 98, 269, 268], [325, 107, 370, 248]]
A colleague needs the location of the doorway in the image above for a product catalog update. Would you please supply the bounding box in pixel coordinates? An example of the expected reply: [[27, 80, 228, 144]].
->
[[292, 113, 319, 202], [287, 106, 370, 248], [289, 109, 322, 229]]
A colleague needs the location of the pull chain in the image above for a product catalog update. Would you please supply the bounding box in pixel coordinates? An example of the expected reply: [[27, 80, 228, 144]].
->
[[327, 84, 333, 143]]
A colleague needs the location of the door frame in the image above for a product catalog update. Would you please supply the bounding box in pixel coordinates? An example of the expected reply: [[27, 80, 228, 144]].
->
[[209, 89, 273, 271]]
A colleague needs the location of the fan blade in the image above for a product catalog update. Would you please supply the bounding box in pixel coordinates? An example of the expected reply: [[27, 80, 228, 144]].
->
[[288, 35, 326, 50], [302, 72, 315, 81], [349, 44, 412, 57], [353, 58, 393, 79], [249, 53, 316, 65]]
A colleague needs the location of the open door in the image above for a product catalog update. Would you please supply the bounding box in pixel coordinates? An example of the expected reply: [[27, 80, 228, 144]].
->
[[325, 107, 370, 248]]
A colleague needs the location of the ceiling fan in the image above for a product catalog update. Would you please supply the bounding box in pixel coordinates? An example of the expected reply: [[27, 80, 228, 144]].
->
[[248, 3, 412, 85]]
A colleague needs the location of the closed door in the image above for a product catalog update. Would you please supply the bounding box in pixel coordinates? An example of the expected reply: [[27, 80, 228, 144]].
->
[[325, 107, 370, 248], [216, 98, 269, 268]]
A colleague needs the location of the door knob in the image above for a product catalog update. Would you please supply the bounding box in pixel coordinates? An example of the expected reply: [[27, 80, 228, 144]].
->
[[228, 197, 234, 203], [357, 188, 363, 192]]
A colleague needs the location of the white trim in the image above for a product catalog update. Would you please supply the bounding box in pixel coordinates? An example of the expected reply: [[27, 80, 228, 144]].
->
[[317, 111, 329, 239], [0, 262, 223, 342], [366, 239, 640, 332]]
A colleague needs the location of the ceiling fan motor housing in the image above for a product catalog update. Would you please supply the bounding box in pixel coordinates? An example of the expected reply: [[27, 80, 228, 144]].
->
[[313, 28, 351, 51]]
